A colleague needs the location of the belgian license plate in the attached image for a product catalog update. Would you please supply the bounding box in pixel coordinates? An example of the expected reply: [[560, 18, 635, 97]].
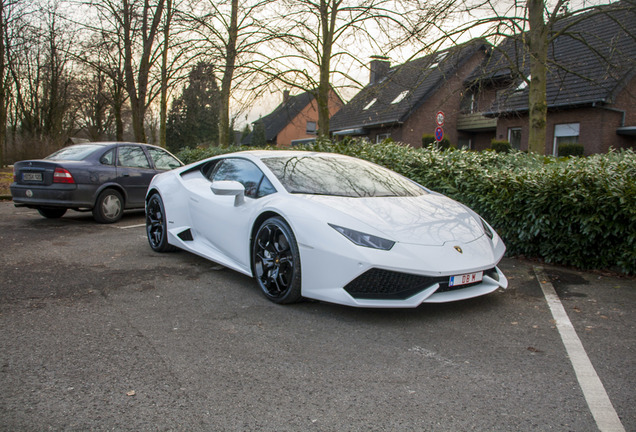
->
[[449, 271, 483, 287], [23, 172, 42, 182]]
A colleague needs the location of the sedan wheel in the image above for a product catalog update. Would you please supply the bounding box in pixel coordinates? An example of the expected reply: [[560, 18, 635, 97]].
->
[[145, 193, 177, 252], [93, 189, 123, 223], [253, 217, 302, 304]]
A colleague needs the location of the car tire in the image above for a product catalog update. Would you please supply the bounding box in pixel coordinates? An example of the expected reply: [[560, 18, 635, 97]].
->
[[146, 193, 177, 252], [93, 189, 123, 223], [252, 216, 302, 304], [37, 207, 67, 219]]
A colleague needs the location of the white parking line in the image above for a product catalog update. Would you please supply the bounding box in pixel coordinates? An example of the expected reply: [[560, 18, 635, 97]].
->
[[117, 223, 146, 229], [534, 266, 625, 432]]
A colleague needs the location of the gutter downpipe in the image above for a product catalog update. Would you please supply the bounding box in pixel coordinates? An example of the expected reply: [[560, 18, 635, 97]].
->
[[592, 102, 626, 127]]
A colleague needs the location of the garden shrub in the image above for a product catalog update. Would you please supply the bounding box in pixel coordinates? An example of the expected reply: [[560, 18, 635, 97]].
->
[[491, 140, 511, 153], [558, 143, 585, 157], [422, 134, 452, 150]]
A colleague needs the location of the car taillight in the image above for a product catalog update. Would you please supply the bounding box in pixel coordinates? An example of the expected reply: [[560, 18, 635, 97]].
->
[[53, 167, 75, 184]]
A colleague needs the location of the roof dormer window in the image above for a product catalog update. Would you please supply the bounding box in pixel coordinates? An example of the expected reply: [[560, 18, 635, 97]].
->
[[363, 98, 377, 110], [428, 52, 448, 69], [391, 91, 409, 104], [515, 75, 530, 92]]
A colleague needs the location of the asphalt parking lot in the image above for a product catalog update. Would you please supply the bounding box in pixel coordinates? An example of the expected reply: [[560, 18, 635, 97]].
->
[[0, 202, 634, 431]]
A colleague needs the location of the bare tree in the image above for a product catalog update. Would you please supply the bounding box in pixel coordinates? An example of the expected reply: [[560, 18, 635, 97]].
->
[[5, 0, 78, 157], [184, 0, 277, 147], [261, 0, 435, 137], [121, 0, 165, 143]]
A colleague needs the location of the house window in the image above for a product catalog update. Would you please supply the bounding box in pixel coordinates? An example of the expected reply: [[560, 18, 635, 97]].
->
[[553, 123, 580, 156], [458, 138, 472, 150], [391, 91, 409, 104], [376, 133, 391, 143], [429, 52, 448, 69], [508, 127, 522, 150], [460, 91, 475, 113], [306, 121, 317, 135], [363, 98, 377, 110], [515, 75, 530, 92]]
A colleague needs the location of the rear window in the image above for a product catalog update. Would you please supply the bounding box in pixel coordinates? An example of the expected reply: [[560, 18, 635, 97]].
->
[[46, 145, 104, 161], [261, 154, 426, 198]]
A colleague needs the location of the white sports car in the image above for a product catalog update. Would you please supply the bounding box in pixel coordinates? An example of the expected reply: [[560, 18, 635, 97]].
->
[[145, 150, 507, 307]]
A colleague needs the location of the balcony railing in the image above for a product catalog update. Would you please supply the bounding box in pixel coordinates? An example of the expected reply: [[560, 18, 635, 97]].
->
[[457, 113, 497, 131]]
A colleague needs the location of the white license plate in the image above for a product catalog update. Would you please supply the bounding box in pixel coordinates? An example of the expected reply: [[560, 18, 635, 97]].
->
[[449, 271, 483, 287], [23, 172, 42, 182]]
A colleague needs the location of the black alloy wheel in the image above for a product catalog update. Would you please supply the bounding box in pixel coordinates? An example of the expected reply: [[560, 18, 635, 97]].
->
[[146, 193, 176, 252], [252, 217, 302, 304], [37, 207, 67, 219], [93, 188, 124, 223]]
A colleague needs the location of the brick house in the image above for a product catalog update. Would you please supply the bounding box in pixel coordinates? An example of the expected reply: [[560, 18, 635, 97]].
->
[[243, 89, 343, 147], [461, 2, 636, 155], [329, 39, 491, 147]]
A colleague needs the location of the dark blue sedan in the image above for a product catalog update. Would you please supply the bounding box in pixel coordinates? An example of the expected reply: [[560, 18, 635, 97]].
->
[[11, 142, 183, 223]]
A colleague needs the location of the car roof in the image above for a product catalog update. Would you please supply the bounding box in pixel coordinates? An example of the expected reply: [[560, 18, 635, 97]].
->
[[230, 150, 350, 160]]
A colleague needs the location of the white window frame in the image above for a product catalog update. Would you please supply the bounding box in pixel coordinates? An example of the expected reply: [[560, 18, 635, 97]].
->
[[508, 127, 522, 150], [376, 133, 391, 143], [553, 123, 580, 156]]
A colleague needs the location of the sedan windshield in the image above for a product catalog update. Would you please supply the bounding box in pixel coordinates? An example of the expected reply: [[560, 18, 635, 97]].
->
[[46, 144, 104, 161], [261, 154, 427, 198]]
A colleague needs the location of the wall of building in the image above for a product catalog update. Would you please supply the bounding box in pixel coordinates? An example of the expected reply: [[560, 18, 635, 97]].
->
[[495, 103, 635, 155], [276, 90, 344, 147], [398, 52, 488, 148]]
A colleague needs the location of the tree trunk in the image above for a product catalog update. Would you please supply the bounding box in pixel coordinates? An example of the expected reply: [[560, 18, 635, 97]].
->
[[0, 0, 5, 167], [160, 0, 173, 148], [317, 0, 335, 138], [218, 0, 238, 148], [527, 0, 549, 154], [122, 0, 165, 143]]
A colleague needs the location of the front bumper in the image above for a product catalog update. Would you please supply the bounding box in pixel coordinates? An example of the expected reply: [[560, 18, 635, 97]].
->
[[298, 235, 507, 308]]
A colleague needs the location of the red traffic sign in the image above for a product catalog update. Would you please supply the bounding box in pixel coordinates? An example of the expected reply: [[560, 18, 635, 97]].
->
[[435, 127, 444, 142], [435, 111, 445, 126]]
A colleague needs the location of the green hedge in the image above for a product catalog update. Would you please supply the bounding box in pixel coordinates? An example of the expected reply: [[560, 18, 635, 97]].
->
[[491, 140, 512, 153], [559, 143, 585, 157], [177, 141, 636, 274]]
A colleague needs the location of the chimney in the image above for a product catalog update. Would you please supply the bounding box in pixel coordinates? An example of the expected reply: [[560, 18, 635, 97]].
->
[[283, 89, 290, 104], [369, 56, 390, 84]]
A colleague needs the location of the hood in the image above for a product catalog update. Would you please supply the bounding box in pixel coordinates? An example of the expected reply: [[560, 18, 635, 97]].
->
[[302, 193, 485, 246]]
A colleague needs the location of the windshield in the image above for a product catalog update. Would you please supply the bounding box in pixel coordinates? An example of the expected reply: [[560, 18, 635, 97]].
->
[[261, 154, 427, 198], [46, 144, 104, 161]]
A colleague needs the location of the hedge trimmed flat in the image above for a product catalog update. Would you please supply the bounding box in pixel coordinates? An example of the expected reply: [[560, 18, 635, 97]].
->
[[145, 151, 507, 307]]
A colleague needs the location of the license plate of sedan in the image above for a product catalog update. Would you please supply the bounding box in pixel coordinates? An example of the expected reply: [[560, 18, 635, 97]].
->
[[449, 271, 483, 287], [23, 172, 42, 182]]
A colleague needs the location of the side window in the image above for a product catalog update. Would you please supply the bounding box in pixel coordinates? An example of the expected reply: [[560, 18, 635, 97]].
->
[[211, 158, 276, 199], [100, 149, 115, 165], [148, 147, 182, 170], [118, 145, 151, 169]]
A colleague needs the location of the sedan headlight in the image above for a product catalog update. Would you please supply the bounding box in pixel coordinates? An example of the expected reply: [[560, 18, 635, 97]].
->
[[329, 224, 395, 250]]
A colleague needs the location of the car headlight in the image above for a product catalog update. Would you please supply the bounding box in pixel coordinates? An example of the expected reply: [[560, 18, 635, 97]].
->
[[480, 218, 494, 239], [329, 224, 395, 250]]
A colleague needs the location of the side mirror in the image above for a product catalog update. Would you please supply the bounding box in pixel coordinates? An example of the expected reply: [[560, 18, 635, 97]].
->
[[211, 180, 245, 206]]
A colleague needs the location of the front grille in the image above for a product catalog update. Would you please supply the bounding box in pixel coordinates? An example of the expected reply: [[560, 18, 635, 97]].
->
[[344, 267, 497, 300]]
